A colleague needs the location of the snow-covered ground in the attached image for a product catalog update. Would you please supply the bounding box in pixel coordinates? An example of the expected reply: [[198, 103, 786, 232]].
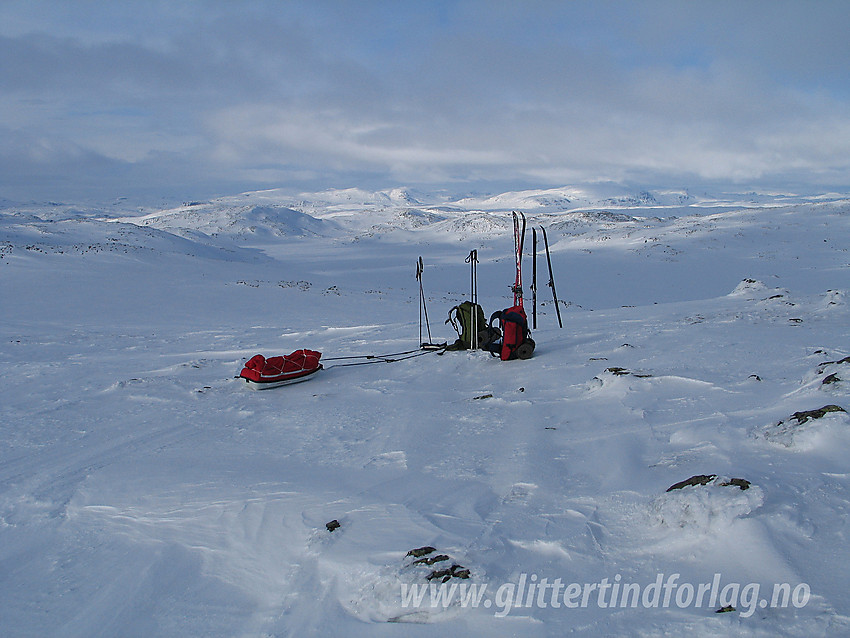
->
[[1, 187, 849, 636]]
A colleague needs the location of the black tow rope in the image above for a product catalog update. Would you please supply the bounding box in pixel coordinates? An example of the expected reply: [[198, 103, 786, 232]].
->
[[323, 346, 445, 369]]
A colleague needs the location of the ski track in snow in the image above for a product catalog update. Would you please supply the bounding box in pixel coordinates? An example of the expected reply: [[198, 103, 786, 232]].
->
[[1, 189, 850, 636]]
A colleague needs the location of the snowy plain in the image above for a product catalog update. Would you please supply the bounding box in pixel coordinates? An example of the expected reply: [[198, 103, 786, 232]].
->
[[1, 185, 849, 636]]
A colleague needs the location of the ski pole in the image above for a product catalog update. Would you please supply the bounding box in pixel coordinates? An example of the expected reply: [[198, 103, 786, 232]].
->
[[532, 227, 538, 329], [416, 257, 434, 345], [466, 249, 479, 349]]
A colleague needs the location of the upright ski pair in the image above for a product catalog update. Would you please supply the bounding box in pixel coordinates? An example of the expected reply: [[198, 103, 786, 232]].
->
[[511, 213, 562, 328], [529, 225, 563, 329], [539, 226, 563, 328], [486, 213, 534, 360], [511, 212, 526, 308]]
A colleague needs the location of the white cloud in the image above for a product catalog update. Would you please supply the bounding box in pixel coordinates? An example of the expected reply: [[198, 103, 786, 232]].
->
[[1, 0, 849, 202]]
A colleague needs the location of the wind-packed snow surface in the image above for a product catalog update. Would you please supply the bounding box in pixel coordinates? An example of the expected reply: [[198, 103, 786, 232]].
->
[[1, 187, 849, 636]]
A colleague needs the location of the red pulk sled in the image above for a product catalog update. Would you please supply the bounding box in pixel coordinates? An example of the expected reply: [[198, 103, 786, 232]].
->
[[239, 350, 323, 389], [488, 212, 535, 361]]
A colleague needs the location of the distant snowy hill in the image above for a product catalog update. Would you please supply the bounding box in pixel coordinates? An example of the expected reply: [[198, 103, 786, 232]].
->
[[0, 210, 263, 262], [117, 203, 335, 241]]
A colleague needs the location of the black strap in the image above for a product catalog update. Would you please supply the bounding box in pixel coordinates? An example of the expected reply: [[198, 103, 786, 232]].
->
[[323, 346, 445, 369]]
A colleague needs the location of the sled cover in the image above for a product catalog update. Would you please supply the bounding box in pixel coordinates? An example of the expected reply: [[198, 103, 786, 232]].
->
[[239, 350, 322, 383]]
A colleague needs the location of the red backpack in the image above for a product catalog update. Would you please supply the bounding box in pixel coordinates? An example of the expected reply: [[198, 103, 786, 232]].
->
[[488, 305, 535, 360]]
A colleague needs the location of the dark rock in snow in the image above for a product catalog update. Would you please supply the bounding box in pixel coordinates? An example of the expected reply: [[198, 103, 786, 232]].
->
[[723, 478, 752, 491], [606, 367, 652, 378], [666, 475, 716, 491], [666, 475, 751, 492], [819, 356, 850, 367], [412, 554, 450, 566], [817, 356, 850, 378], [791, 405, 846, 424], [427, 564, 471, 583], [405, 547, 472, 583], [451, 566, 471, 579]]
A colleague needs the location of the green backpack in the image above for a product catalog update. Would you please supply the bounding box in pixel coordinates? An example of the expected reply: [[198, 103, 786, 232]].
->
[[446, 301, 497, 351]]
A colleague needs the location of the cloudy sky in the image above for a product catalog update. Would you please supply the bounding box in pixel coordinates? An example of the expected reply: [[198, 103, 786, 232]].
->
[[2, 0, 849, 204]]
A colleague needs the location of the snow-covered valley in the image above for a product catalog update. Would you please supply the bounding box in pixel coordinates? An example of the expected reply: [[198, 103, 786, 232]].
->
[[1, 187, 849, 636]]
